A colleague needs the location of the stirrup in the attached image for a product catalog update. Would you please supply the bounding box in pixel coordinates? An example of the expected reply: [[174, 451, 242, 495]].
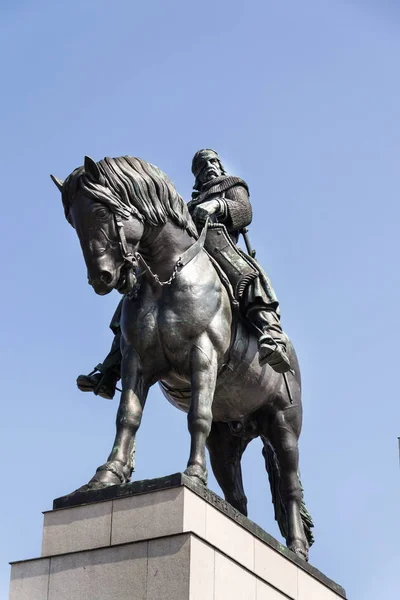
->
[[76, 369, 118, 400]]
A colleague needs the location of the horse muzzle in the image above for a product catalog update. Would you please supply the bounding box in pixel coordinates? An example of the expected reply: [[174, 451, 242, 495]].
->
[[88, 269, 117, 295], [88, 266, 137, 296]]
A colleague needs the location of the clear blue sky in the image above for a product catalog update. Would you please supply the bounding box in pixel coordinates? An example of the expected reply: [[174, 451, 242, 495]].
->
[[1, 1, 400, 598]]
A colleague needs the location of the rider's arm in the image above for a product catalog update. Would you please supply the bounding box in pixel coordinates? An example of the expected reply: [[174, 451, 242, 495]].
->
[[220, 184, 252, 231]]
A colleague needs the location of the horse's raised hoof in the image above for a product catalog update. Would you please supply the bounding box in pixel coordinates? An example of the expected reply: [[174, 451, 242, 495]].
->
[[288, 540, 309, 562], [184, 464, 208, 486]]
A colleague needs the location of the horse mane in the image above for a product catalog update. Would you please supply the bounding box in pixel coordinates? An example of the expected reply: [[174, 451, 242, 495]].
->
[[62, 156, 198, 239]]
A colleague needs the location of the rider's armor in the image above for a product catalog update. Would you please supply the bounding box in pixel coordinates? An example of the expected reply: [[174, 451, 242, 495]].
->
[[188, 173, 291, 374]]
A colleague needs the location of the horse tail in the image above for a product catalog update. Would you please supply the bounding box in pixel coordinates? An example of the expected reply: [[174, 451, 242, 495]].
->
[[262, 441, 314, 548]]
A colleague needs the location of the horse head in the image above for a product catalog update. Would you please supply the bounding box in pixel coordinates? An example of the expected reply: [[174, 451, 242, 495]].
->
[[51, 156, 144, 296]]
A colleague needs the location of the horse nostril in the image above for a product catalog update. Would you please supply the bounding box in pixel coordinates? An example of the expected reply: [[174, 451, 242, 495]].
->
[[99, 271, 113, 285]]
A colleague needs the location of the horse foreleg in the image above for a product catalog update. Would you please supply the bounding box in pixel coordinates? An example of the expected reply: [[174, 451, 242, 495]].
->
[[184, 337, 218, 485], [207, 421, 250, 515], [89, 344, 148, 488], [267, 407, 309, 560]]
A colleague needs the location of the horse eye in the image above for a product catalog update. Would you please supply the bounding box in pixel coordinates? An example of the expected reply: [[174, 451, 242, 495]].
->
[[96, 208, 109, 219]]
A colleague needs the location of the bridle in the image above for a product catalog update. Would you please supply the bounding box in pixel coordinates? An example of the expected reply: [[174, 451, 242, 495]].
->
[[113, 213, 137, 268], [112, 210, 209, 288]]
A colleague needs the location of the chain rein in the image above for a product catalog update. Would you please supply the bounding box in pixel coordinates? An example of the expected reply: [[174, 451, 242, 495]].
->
[[136, 255, 183, 286], [114, 212, 184, 287]]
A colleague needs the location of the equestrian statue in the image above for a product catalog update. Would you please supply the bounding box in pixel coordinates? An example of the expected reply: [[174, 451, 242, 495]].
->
[[51, 150, 314, 560]]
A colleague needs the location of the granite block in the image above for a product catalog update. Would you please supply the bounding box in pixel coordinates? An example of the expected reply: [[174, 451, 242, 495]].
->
[[42, 501, 112, 556], [256, 579, 289, 599], [147, 534, 191, 600], [48, 541, 147, 600], [9, 558, 50, 600], [205, 503, 254, 571], [183, 487, 206, 539], [189, 536, 214, 600], [298, 568, 343, 600], [111, 487, 183, 545], [254, 537, 298, 598], [214, 552, 257, 600], [52, 474, 346, 599]]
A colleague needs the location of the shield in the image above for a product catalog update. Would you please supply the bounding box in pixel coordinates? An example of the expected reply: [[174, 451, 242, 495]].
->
[[204, 223, 258, 299]]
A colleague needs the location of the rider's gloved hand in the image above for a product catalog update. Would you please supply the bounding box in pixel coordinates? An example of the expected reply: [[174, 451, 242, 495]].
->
[[191, 199, 224, 228]]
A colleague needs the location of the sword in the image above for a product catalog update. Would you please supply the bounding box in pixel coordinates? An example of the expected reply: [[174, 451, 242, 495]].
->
[[241, 227, 256, 258]]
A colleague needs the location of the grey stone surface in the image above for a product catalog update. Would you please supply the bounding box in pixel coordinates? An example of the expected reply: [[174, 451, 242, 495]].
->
[[147, 534, 190, 600], [42, 501, 112, 556], [183, 488, 206, 539], [214, 552, 257, 600], [298, 568, 343, 600], [53, 473, 345, 599], [11, 479, 347, 600], [205, 502, 254, 571], [48, 542, 147, 600], [254, 537, 298, 598], [111, 487, 183, 545], [9, 558, 50, 600], [189, 537, 214, 600], [256, 580, 289, 599]]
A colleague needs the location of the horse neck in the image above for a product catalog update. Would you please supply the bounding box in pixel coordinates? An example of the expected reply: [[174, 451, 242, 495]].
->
[[139, 221, 195, 281]]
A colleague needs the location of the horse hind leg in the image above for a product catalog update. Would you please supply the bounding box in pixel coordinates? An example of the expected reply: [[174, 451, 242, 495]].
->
[[262, 408, 314, 560], [206, 421, 250, 516]]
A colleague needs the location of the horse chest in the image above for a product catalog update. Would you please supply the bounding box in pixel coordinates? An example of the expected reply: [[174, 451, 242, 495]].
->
[[123, 298, 159, 353], [123, 298, 193, 369]]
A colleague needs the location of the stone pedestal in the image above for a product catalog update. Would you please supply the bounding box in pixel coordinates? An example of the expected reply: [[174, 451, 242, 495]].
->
[[10, 473, 346, 600]]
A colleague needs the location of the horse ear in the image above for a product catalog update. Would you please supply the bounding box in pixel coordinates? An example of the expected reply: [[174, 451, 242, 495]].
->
[[84, 155, 101, 181], [50, 174, 64, 192]]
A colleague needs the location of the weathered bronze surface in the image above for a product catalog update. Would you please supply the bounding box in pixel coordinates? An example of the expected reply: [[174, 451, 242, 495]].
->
[[51, 151, 314, 560]]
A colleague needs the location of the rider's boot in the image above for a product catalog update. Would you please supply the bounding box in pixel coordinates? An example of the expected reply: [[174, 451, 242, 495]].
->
[[246, 306, 291, 373], [76, 334, 122, 400]]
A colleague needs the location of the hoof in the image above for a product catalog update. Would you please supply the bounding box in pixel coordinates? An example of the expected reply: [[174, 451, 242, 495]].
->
[[69, 461, 129, 497], [288, 541, 309, 561], [65, 480, 115, 498], [89, 470, 122, 487], [184, 464, 208, 486]]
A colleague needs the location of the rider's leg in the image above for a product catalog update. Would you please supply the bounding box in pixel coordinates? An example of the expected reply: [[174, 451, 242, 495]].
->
[[77, 332, 122, 399], [246, 305, 291, 373]]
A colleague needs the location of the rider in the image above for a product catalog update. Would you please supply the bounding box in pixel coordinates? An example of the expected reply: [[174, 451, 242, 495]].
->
[[188, 149, 291, 373], [76, 149, 291, 399]]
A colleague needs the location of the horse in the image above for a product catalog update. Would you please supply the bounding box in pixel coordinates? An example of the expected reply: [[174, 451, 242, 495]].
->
[[51, 155, 314, 560]]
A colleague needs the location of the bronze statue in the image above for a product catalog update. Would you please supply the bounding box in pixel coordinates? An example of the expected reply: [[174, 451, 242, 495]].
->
[[51, 153, 314, 560], [188, 149, 290, 371], [76, 150, 290, 400]]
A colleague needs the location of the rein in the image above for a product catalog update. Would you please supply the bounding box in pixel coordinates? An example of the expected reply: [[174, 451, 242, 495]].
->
[[113, 211, 209, 288], [135, 219, 209, 286]]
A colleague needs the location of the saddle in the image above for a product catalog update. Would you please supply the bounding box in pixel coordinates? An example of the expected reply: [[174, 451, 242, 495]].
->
[[204, 223, 258, 302]]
